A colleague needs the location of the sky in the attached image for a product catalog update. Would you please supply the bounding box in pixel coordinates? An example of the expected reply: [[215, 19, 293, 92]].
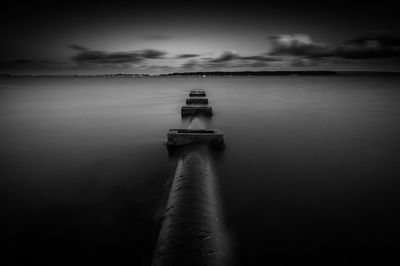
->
[[1, 0, 400, 74]]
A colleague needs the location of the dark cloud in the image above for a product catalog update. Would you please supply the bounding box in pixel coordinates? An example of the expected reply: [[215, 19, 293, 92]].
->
[[346, 35, 400, 47], [175, 54, 200, 59], [69, 46, 167, 65], [67, 46, 279, 71], [181, 59, 201, 70], [239, 55, 281, 62], [268, 33, 400, 60], [208, 51, 281, 64], [337, 35, 400, 59], [209, 51, 238, 63], [268, 34, 332, 58], [72, 50, 143, 64], [179, 51, 280, 70], [7, 32, 400, 74], [140, 49, 167, 59]]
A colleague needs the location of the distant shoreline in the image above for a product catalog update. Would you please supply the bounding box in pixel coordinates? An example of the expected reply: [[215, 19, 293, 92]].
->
[[1, 71, 400, 78]]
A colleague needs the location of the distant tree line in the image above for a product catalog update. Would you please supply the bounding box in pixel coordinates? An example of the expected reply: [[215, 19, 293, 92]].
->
[[2, 71, 400, 78], [160, 71, 339, 76]]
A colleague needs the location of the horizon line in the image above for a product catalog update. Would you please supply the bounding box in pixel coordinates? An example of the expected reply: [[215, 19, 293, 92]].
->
[[2, 70, 400, 77]]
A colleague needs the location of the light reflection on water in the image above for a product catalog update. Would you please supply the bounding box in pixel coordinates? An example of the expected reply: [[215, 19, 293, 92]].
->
[[1, 76, 400, 265]]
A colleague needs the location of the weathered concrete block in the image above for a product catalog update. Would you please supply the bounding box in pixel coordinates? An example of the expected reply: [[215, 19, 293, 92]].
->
[[181, 105, 213, 116], [186, 97, 208, 104], [189, 90, 206, 97], [167, 129, 224, 147]]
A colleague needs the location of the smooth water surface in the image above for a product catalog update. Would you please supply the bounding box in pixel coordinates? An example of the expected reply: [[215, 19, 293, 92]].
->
[[1, 76, 399, 265]]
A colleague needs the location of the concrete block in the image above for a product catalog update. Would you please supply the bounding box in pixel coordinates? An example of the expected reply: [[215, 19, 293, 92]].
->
[[167, 129, 224, 147], [186, 97, 208, 104], [181, 105, 213, 116], [189, 90, 206, 97]]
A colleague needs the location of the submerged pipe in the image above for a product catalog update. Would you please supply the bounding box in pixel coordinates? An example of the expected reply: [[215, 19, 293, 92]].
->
[[188, 116, 205, 129], [152, 145, 227, 266]]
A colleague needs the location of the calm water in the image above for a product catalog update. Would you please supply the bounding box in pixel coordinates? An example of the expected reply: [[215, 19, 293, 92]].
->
[[1, 76, 400, 265]]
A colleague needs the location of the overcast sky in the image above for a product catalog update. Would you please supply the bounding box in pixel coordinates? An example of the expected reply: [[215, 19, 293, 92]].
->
[[1, 0, 400, 74]]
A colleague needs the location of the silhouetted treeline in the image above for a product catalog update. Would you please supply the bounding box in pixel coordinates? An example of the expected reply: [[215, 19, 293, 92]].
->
[[159, 71, 400, 77], [159, 71, 339, 76], [337, 71, 400, 76], [2, 71, 400, 78], [0, 73, 150, 77]]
